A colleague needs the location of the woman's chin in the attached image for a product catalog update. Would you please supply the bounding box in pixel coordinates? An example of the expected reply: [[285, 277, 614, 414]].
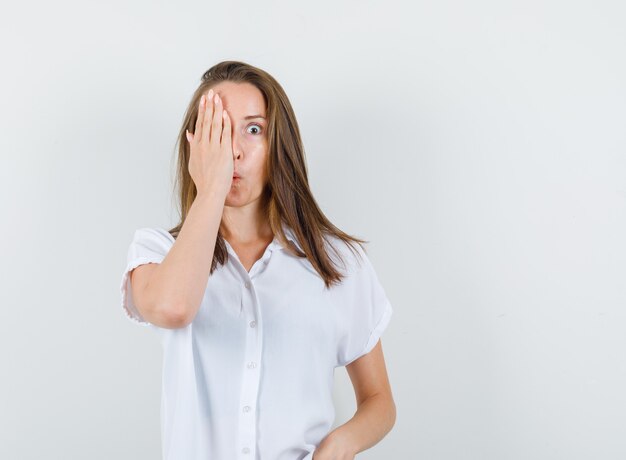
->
[[224, 191, 247, 207], [224, 187, 267, 208]]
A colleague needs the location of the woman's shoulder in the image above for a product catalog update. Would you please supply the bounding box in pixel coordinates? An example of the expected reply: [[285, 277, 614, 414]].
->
[[127, 226, 176, 256]]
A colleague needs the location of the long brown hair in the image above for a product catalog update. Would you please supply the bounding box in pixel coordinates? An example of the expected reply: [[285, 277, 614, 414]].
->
[[168, 60, 368, 289]]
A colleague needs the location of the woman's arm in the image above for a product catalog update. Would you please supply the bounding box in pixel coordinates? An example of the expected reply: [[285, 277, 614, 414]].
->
[[131, 90, 234, 328], [131, 189, 227, 328], [314, 340, 396, 459]]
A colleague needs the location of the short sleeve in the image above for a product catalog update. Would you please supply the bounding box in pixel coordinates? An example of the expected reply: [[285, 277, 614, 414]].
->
[[120, 227, 175, 326], [335, 245, 393, 367]]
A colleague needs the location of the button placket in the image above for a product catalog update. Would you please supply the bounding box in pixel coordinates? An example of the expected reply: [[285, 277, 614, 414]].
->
[[237, 275, 263, 459]]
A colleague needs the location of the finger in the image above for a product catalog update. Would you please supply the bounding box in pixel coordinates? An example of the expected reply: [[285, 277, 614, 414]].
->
[[202, 89, 215, 143], [211, 93, 223, 145], [194, 94, 205, 141], [221, 109, 231, 146]]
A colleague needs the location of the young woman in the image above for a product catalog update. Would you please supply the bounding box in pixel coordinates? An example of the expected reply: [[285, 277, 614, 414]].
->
[[120, 61, 395, 460]]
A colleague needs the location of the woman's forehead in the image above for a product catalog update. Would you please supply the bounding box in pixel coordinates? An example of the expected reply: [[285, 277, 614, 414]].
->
[[210, 82, 265, 108]]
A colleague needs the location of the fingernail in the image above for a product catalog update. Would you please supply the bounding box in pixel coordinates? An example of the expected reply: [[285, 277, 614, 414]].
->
[[185, 129, 192, 142], [208, 89, 214, 99]]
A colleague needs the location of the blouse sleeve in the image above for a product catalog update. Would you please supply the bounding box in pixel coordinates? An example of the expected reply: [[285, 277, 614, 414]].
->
[[119, 227, 174, 326], [335, 245, 394, 367]]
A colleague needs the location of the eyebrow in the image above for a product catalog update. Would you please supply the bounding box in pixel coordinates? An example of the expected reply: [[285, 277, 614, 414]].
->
[[244, 115, 266, 120]]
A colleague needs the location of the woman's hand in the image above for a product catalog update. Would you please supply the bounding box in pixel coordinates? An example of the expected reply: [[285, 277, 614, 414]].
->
[[311, 431, 356, 460], [186, 88, 234, 198]]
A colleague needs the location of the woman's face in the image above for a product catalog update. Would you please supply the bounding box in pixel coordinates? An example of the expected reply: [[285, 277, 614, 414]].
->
[[210, 81, 269, 208]]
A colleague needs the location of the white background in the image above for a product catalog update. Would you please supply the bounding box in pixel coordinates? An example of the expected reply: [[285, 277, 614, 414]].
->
[[1, 0, 624, 458]]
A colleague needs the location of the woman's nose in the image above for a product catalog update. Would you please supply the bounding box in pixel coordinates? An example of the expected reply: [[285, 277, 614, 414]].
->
[[231, 141, 241, 158], [231, 133, 244, 158]]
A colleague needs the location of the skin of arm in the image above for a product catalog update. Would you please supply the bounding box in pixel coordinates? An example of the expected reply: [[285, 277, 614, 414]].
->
[[144, 188, 227, 326], [313, 339, 396, 459]]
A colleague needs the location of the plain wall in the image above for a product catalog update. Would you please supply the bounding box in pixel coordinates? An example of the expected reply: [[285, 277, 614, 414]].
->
[[1, 0, 624, 458]]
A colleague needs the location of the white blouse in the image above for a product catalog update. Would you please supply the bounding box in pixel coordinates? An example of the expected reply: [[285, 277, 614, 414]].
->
[[119, 223, 393, 460]]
